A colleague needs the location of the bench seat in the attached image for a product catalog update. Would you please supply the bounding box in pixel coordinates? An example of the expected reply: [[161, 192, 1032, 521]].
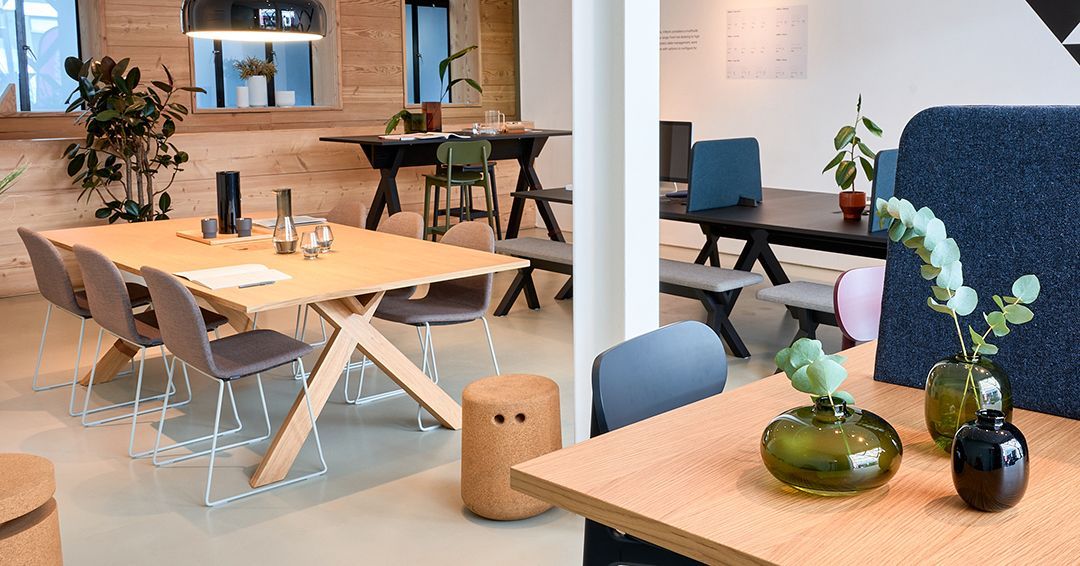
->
[[755, 281, 835, 313]]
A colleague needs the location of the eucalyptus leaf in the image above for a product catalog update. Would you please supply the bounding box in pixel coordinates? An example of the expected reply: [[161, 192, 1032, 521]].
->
[[935, 261, 963, 290], [930, 285, 952, 301], [920, 264, 941, 280], [788, 338, 825, 369], [923, 218, 946, 251], [1011, 275, 1040, 304], [774, 349, 795, 375], [789, 365, 815, 394], [807, 358, 848, 396], [992, 295, 1005, 310], [947, 286, 978, 316], [1002, 304, 1034, 324], [903, 236, 925, 249], [968, 326, 985, 346], [930, 238, 960, 267], [927, 297, 954, 315], [831, 390, 856, 404], [888, 220, 906, 242], [916, 246, 933, 264], [913, 207, 935, 233], [897, 200, 916, 227], [978, 342, 998, 355]]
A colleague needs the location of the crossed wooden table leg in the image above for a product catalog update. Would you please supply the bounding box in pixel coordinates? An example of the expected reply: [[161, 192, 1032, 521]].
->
[[248, 292, 462, 488]]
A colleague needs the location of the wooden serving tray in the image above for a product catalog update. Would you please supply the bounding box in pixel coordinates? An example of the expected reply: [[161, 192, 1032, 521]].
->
[[176, 225, 273, 246]]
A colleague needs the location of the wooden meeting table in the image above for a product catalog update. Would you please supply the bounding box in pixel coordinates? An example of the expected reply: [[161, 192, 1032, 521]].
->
[[511, 342, 1080, 565], [44, 218, 527, 488]]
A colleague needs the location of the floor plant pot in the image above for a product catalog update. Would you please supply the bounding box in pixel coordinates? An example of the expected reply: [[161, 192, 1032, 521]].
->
[[925, 353, 1012, 451], [952, 409, 1028, 512], [760, 396, 903, 495], [247, 75, 268, 107], [421, 101, 442, 132], [838, 190, 867, 221]]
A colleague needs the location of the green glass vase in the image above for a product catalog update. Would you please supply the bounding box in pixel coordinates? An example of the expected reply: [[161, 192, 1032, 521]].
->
[[760, 397, 903, 496], [925, 353, 1012, 451]]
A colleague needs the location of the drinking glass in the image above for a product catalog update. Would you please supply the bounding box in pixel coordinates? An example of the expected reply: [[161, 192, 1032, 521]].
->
[[315, 225, 334, 252], [300, 231, 321, 260]]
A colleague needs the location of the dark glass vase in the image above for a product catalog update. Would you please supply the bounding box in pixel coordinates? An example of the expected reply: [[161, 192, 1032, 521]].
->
[[925, 353, 1011, 451], [952, 409, 1028, 512], [760, 397, 903, 496]]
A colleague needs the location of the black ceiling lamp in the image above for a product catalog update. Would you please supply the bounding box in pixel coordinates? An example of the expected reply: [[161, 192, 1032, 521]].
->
[[181, 0, 328, 43]]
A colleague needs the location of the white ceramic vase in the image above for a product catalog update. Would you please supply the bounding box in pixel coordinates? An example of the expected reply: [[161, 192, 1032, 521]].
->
[[247, 75, 268, 107], [236, 86, 250, 108], [275, 90, 296, 107]]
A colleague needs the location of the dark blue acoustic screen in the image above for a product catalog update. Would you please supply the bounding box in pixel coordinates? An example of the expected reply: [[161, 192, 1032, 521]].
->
[[874, 106, 1080, 419], [686, 138, 762, 212], [869, 149, 898, 234]]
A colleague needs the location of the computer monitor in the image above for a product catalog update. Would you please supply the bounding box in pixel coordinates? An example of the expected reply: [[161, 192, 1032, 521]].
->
[[660, 121, 692, 184]]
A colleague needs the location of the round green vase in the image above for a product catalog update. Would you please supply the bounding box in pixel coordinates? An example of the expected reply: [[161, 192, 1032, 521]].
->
[[760, 397, 903, 496], [925, 353, 1012, 451]]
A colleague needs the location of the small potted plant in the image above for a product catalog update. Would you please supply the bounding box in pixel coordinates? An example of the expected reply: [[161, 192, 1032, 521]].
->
[[384, 109, 426, 135], [760, 338, 903, 495], [386, 45, 482, 134], [823, 95, 883, 221], [233, 56, 276, 108], [875, 197, 1039, 450]]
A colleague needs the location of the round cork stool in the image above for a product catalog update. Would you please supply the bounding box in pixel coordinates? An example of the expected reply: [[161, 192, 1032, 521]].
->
[[461, 374, 561, 520], [0, 454, 63, 565]]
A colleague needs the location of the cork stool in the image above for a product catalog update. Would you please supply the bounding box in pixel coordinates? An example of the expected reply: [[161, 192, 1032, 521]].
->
[[461, 374, 561, 520], [0, 454, 63, 565]]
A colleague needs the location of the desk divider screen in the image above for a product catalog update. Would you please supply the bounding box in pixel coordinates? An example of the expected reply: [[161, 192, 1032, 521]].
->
[[868, 148, 898, 234], [686, 138, 763, 212], [874, 106, 1080, 419]]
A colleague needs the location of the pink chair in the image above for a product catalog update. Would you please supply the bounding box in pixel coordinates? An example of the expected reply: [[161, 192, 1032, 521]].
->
[[833, 265, 886, 350]]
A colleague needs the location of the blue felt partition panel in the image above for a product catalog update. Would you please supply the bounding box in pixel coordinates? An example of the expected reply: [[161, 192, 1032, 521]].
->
[[869, 149, 898, 234], [686, 138, 762, 212], [874, 106, 1080, 419]]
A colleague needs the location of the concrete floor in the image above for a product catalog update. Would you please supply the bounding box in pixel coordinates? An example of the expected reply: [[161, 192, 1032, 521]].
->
[[0, 235, 843, 565]]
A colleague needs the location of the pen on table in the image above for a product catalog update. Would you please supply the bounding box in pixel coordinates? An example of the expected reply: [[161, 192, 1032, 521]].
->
[[238, 280, 276, 289]]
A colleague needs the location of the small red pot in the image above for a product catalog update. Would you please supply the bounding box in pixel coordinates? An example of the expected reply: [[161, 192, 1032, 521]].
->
[[839, 191, 867, 222], [421, 101, 442, 132]]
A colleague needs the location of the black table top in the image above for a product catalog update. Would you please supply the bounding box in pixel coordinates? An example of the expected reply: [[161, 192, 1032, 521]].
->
[[510, 187, 887, 246], [321, 129, 573, 147]]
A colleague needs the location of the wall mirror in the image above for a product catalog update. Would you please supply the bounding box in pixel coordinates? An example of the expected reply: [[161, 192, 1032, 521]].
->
[[189, 0, 340, 111], [403, 0, 481, 107]]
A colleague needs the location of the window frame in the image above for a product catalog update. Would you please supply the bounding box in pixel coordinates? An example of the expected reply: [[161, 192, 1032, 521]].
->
[[199, 39, 316, 109], [400, 0, 482, 110], [6, 0, 84, 113], [404, 0, 451, 106]]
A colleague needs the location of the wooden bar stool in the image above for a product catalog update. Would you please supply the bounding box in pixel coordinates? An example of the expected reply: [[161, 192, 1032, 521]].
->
[[0, 454, 63, 565], [461, 374, 561, 520]]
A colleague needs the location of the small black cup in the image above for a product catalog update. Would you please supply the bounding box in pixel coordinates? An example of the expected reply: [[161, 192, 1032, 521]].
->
[[201, 218, 218, 239], [237, 217, 253, 238]]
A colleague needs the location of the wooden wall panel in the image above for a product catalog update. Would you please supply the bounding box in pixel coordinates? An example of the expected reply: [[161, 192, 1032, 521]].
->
[[0, 0, 530, 298]]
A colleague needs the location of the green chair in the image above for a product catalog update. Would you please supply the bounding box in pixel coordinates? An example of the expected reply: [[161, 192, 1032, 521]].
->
[[424, 140, 497, 240]]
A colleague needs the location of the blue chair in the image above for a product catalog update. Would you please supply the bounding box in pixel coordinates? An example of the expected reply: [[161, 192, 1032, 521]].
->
[[584, 321, 727, 566]]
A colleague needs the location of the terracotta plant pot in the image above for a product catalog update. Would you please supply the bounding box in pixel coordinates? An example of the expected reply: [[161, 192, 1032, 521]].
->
[[421, 101, 442, 132], [838, 190, 867, 221]]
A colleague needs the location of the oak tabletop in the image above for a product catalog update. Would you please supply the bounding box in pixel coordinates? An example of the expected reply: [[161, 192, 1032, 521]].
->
[[43, 217, 528, 314], [511, 342, 1080, 566]]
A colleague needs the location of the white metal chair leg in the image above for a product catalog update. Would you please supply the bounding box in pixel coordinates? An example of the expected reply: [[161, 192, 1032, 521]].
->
[[151, 361, 247, 467], [480, 316, 500, 375], [130, 347, 203, 458], [204, 358, 327, 506], [342, 355, 398, 405], [416, 323, 441, 431], [75, 329, 184, 427]]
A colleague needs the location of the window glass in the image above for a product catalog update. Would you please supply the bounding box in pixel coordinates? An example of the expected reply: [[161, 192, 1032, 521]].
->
[[1, 0, 81, 111], [192, 38, 313, 109], [405, 1, 450, 104]]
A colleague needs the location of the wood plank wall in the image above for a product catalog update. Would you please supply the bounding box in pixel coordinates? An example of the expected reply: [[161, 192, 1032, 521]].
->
[[0, 0, 528, 297]]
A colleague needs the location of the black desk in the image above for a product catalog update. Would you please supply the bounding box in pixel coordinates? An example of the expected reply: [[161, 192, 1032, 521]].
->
[[321, 129, 572, 232], [506, 187, 887, 293]]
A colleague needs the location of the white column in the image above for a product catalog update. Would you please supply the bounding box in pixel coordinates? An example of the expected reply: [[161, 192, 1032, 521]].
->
[[571, 0, 660, 442]]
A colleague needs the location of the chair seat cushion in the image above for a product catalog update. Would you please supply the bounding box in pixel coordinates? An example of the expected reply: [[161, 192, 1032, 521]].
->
[[132, 308, 230, 346], [756, 281, 836, 313], [425, 172, 485, 185], [495, 238, 573, 265], [209, 330, 314, 380], [375, 294, 486, 325], [74, 282, 152, 316], [659, 260, 764, 292]]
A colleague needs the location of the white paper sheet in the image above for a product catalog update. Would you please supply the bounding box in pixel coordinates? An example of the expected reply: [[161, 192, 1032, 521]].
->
[[726, 5, 807, 80], [175, 264, 291, 290], [252, 215, 326, 229]]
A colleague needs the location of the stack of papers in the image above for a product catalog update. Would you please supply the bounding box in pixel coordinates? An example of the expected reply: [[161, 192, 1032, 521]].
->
[[175, 264, 291, 290], [379, 132, 471, 141], [253, 215, 326, 229]]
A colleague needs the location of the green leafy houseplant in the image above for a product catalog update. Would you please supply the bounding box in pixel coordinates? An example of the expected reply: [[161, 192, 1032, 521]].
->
[[775, 338, 853, 404], [385, 45, 483, 134], [233, 57, 277, 80], [822, 94, 883, 192], [62, 56, 204, 223]]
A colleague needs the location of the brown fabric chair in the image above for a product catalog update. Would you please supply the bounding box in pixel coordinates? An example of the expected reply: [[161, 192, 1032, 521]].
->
[[73, 245, 227, 457], [140, 266, 326, 506], [17, 227, 150, 397], [363, 222, 500, 430], [325, 200, 368, 229]]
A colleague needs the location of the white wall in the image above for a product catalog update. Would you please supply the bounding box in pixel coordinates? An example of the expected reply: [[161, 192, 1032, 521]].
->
[[659, 0, 1080, 269], [518, 0, 574, 230]]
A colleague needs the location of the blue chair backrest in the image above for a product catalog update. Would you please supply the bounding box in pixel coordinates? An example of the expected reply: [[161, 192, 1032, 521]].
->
[[686, 138, 762, 212], [591, 321, 728, 436], [868, 148, 898, 233]]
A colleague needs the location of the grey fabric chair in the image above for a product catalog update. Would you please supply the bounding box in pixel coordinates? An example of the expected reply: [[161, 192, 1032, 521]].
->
[[584, 321, 726, 566], [355, 221, 499, 430], [73, 245, 228, 458], [18, 227, 151, 399], [140, 266, 326, 506]]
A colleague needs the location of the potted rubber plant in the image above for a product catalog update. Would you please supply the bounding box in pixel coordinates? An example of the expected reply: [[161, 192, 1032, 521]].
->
[[62, 56, 204, 222], [760, 338, 903, 495], [233, 56, 276, 108], [876, 197, 1040, 450], [822, 95, 883, 221], [386, 45, 482, 134]]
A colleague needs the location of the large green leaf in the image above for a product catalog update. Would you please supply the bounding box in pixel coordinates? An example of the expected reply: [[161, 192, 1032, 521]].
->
[[1011, 274, 1040, 304], [862, 116, 883, 136], [947, 286, 978, 316], [834, 126, 856, 150], [822, 151, 845, 173], [857, 142, 875, 159], [64, 56, 83, 80], [858, 156, 875, 182]]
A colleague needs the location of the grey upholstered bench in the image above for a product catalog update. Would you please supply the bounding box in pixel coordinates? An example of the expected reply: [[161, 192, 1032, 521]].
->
[[493, 237, 764, 358], [756, 281, 838, 344]]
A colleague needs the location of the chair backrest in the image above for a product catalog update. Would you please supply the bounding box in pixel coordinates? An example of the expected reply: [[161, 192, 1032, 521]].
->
[[378, 211, 424, 239], [436, 140, 492, 167], [591, 321, 727, 436], [74, 245, 146, 345], [17, 227, 82, 314], [686, 137, 762, 212], [140, 266, 218, 376], [325, 199, 369, 229], [834, 265, 886, 343], [427, 221, 495, 310]]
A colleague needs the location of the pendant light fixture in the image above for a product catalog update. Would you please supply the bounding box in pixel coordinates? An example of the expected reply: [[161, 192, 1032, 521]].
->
[[181, 0, 328, 42]]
